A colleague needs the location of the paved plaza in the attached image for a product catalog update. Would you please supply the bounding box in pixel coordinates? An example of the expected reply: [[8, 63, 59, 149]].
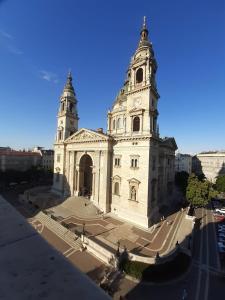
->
[[43, 195, 189, 257]]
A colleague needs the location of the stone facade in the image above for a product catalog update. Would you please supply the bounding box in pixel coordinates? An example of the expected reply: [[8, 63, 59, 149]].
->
[[52, 18, 177, 228], [0, 149, 41, 172], [175, 153, 192, 174], [33, 147, 54, 171], [192, 152, 225, 182]]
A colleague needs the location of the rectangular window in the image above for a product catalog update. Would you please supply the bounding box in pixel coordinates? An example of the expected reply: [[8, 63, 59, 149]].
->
[[57, 154, 61, 163], [114, 156, 121, 167], [130, 156, 139, 168]]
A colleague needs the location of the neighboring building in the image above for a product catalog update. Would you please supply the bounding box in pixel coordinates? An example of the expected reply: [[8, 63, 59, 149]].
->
[[0, 149, 41, 172], [175, 153, 192, 174], [192, 152, 225, 182], [33, 147, 54, 171], [52, 18, 177, 228]]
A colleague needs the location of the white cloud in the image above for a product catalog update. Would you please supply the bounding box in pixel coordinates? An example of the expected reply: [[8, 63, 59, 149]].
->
[[40, 70, 58, 83], [0, 29, 13, 40], [0, 29, 23, 55], [7, 45, 23, 55]]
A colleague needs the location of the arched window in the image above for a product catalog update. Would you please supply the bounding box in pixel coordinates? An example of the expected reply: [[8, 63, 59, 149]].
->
[[58, 131, 62, 141], [117, 118, 121, 129], [69, 103, 73, 112], [124, 117, 126, 131], [136, 68, 143, 83], [113, 119, 116, 130], [114, 182, 120, 195], [133, 116, 140, 132]]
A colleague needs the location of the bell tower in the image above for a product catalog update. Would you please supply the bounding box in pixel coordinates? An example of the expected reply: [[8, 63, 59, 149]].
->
[[107, 17, 160, 137], [56, 71, 79, 143]]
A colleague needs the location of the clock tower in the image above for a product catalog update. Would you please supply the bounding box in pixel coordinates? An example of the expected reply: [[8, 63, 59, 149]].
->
[[107, 17, 159, 138]]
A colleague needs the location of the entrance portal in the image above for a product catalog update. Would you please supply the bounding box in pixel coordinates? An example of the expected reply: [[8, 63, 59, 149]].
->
[[79, 154, 93, 197]]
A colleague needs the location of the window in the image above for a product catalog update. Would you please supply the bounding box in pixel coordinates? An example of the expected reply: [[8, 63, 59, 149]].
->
[[69, 103, 73, 112], [57, 154, 61, 163], [136, 68, 143, 83], [58, 131, 62, 141], [113, 175, 121, 196], [131, 159, 138, 168], [133, 116, 140, 132], [114, 182, 120, 195], [124, 117, 126, 130], [130, 155, 139, 169], [113, 119, 116, 130], [61, 102, 65, 111], [114, 157, 121, 167], [117, 118, 121, 129]]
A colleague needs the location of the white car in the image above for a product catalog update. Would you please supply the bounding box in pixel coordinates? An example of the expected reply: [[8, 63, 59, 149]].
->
[[215, 209, 225, 215]]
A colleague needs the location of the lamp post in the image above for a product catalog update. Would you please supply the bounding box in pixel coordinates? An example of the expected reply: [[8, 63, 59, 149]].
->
[[116, 241, 120, 257], [82, 222, 85, 235]]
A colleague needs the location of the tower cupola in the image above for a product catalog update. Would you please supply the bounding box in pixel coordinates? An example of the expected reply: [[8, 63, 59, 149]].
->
[[138, 16, 151, 48], [55, 71, 79, 143]]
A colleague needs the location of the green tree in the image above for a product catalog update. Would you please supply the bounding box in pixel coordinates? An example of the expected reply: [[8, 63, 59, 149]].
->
[[175, 171, 189, 195], [215, 175, 225, 193], [186, 174, 216, 207]]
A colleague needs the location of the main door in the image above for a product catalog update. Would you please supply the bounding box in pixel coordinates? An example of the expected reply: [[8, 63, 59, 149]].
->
[[79, 154, 93, 197]]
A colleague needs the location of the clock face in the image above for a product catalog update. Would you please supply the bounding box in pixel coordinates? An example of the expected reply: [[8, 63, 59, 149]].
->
[[134, 97, 142, 107]]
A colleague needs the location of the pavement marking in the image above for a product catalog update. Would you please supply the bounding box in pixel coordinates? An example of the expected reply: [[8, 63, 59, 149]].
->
[[195, 208, 204, 300], [65, 249, 78, 258], [149, 211, 183, 253], [63, 247, 74, 255]]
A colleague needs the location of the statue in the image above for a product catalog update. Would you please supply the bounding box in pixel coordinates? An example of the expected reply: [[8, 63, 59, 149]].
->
[[131, 186, 136, 201]]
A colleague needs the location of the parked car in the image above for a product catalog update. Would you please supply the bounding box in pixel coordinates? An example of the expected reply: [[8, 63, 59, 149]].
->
[[218, 247, 225, 253], [218, 235, 225, 240], [215, 208, 225, 215], [218, 224, 225, 228], [214, 215, 225, 222], [218, 227, 225, 231], [218, 242, 225, 247]]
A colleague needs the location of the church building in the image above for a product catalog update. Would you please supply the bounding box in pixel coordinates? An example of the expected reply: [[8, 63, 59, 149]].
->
[[52, 18, 177, 228]]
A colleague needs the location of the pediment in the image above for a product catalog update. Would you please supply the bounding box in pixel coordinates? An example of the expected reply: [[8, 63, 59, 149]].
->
[[65, 128, 109, 144]]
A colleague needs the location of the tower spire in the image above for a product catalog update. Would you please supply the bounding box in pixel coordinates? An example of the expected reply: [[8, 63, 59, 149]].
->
[[143, 16, 147, 30], [138, 16, 150, 48], [64, 70, 74, 93]]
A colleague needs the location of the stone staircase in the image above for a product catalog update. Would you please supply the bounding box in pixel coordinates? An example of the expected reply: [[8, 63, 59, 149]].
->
[[35, 212, 82, 251]]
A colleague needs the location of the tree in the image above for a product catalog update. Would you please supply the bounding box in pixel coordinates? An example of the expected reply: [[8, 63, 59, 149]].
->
[[215, 175, 225, 193], [186, 174, 216, 207], [175, 171, 189, 195]]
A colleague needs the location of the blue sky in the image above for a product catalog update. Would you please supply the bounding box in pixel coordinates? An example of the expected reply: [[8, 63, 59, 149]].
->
[[0, 0, 224, 154]]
